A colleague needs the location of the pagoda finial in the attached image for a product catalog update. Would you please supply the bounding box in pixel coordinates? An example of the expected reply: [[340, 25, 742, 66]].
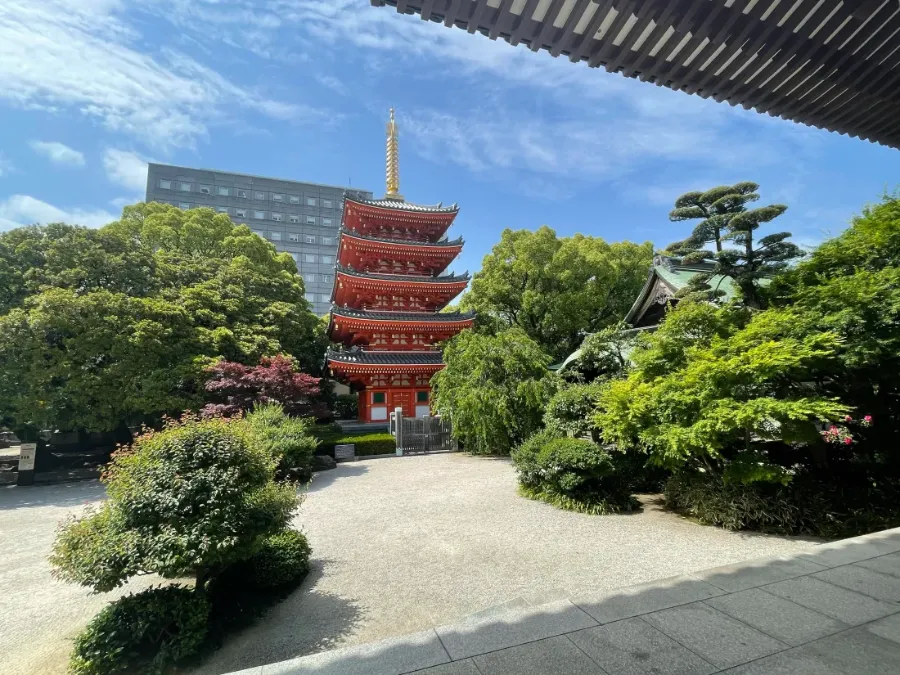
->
[[385, 108, 403, 201]]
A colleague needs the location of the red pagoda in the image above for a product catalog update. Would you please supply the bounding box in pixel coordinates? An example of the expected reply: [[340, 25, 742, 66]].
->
[[326, 109, 473, 422]]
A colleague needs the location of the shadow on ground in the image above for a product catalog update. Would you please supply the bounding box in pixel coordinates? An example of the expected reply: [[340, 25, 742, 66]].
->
[[307, 464, 370, 493], [0, 479, 106, 511]]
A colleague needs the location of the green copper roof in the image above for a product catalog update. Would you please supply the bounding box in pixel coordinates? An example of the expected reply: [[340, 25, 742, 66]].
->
[[654, 265, 738, 301]]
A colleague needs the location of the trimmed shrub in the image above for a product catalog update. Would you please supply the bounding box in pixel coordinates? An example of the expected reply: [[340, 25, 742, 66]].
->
[[334, 394, 359, 420], [512, 435, 637, 514], [665, 470, 900, 537], [69, 586, 208, 675], [243, 403, 318, 479], [216, 529, 311, 590], [312, 429, 396, 457], [544, 382, 604, 440]]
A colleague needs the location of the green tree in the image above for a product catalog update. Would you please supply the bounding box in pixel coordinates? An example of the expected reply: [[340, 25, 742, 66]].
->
[[431, 328, 557, 455], [666, 182, 760, 259], [50, 415, 298, 594], [460, 227, 653, 359], [0, 203, 326, 437]]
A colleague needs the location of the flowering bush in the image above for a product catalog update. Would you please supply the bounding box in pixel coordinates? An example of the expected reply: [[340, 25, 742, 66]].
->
[[821, 414, 873, 446]]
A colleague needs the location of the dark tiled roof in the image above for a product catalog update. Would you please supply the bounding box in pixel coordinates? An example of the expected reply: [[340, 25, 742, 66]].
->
[[327, 350, 444, 365], [340, 228, 464, 247], [347, 196, 459, 213], [331, 307, 475, 322], [335, 265, 470, 284]]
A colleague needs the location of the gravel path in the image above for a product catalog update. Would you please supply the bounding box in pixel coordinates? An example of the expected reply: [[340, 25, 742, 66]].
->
[[194, 454, 819, 674]]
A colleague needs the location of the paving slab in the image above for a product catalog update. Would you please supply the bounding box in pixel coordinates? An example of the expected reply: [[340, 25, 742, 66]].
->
[[763, 575, 899, 625], [572, 575, 724, 625], [471, 635, 605, 675], [411, 660, 481, 675], [568, 617, 716, 675], [690, 554, 824, 593], [856, 552, 900, 578], [704, 588, 849, 646], [435, 599, 597, 661], [812, 564, 900, 602], [720, 625, 900, 675], [641, 602, 787, 670], [251, 629, 449, 675], [797, 530, 900, 568], [864, 612, 900, 645]]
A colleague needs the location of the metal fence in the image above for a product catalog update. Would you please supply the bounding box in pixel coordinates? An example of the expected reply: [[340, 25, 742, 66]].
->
[[396, 415, 457, 454]]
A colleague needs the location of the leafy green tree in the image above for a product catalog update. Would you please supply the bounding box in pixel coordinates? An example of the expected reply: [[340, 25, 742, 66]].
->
[[561, 324, 637, 384], [460, 227, 653, 359], [595, 302, 848, 481], [50, 415, 298, 594], [431, 328, 557, 455], [0, 203, 326, 437], [666, 182, 760, 259]]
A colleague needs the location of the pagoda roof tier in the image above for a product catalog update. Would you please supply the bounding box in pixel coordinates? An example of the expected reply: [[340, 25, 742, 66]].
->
[[328, 307, 474, 347], [343, 197, 459, 243], [337, 229, 464, 276], [327, 349, 445, 382], [332, 266, 470, 311]]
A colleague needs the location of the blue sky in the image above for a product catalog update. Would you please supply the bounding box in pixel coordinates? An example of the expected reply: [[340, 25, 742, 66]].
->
[[2, 0, 900, 277]]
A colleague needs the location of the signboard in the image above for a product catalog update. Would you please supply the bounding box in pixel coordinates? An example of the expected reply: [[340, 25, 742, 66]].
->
[[334, 444, 355, 461], [18, 443, 36, 472]]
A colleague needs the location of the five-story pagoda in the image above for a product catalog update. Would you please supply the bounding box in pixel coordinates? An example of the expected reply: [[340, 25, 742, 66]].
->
[[326, 110, 473, 422]]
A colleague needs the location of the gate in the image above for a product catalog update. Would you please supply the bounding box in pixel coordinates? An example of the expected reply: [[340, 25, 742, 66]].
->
[[396, 415, 457, 454]]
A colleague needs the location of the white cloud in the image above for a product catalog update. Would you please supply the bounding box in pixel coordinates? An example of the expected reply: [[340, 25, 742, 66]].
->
[[0, 0, 320, 149], [103, 148, 150, 192], [0, 152, 13, 176], [29, 140, 85, 166], [0, 194, 116, 231]]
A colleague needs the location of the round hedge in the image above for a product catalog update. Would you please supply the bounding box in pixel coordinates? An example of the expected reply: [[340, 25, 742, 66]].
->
[[69, 585, 208, 675]]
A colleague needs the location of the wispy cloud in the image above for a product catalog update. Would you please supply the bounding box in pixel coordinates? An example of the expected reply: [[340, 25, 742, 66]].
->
[[29, 140, 86, 167], [0, 194, 116, 231], [103, 148, 150, 192], [0, 152, 14, 176], [0, 0, 323, 150]]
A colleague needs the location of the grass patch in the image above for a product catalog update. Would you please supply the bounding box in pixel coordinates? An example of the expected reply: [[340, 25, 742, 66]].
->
[[518, 485, 640, 515]]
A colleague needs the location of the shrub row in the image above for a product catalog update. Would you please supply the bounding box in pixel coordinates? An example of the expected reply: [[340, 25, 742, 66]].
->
[[512, 432, 638, 514], [665, 470, 900, 538], [311, 426, 396, 457]]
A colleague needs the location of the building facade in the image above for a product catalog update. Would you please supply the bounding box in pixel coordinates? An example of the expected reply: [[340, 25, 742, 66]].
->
[[326, 110, 473, 422], [145, 163, 373, 316]]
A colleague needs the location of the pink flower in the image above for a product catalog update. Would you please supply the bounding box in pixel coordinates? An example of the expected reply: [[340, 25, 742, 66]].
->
[[844, 437, 853, 445], [844, 415, 853, 422], [864, 415, 873, 423]]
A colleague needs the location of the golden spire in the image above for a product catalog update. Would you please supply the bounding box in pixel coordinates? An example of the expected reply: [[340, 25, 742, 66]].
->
[[385, 108, 403, 201]]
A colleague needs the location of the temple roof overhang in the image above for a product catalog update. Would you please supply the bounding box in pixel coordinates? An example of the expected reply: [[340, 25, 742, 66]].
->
[[327, 350, 446, 378], [327, 307, 475, 345], [345, 196, 459, 214], [331, 307, 475, 323], [337, 229, 464, 274], [373, 0, 900, 150], [342, 197, 459, 243], [340, 228, 464, 249], [334, 265, 470, 286]]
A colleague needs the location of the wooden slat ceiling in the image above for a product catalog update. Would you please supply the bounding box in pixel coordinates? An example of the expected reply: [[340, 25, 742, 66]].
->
[[371, 0, 900, 149]]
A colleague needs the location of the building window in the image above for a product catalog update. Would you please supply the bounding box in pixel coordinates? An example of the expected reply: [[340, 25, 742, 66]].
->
[[254, 191, 266, 200], [323, 199, 333, 209], [289, 252, 298, 262], [322, 237, 333, 246], [320, 294, 330, 303], [305, 292, 315, 302], [272, 193, 283, 202], [307, 197, 317, 207], [270, 231, 282, 241], [178, 182, 191, 191], [159, 179, 171, 190], [288, 233, 299, 242], [305, 235, 316, 244], [252, 230, 265, 237], [236, 208, 247, 218], [217, 207, 229, 214], [321, 274, 333, 283], [303, 254, 316, 263], [322, 218, 333, 227], [289, 214, 300, 223], [321, 255, 333, 264], [417, 391, 429, 403], [237, 189, 248, 198], [253, 210, 265, 219], [306, 216, 316, 225], [289, 195, 300, 204], [217, 186, 230, 196], [304, 273, 316, 283], [272, 213, 283, 222], [178, 202, 190, 209], [199, 185, 211, 195], [372, 392, 386, 404]]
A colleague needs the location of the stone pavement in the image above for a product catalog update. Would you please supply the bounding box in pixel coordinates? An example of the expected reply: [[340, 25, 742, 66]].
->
[[227, 527, 900, 674]]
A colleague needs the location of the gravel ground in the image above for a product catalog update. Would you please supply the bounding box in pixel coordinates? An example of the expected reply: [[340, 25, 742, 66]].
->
[[194, 454, 819, 674]]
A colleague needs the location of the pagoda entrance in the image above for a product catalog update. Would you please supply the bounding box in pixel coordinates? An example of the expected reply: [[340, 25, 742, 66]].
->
[[389, 390, 412, 418]]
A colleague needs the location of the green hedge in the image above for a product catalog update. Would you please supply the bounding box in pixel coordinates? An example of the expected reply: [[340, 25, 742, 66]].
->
[[512, 434, 637, 514], [311, 427, 396, 457]]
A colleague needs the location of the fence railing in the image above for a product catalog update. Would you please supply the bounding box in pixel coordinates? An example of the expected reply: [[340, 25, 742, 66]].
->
[[392, 410, 457, 454]]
